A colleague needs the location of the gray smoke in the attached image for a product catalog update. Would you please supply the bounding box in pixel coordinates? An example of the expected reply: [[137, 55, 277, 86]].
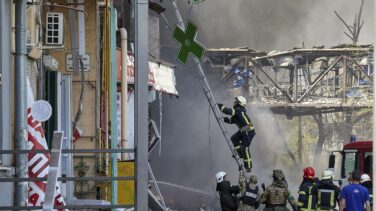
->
[[149, 0, 374, 209], [160, 0, 374, 50]]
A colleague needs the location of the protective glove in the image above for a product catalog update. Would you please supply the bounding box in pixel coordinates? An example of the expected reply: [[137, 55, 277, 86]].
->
[[223, 117, 231, 123], [261, 183, 266, 191], [217, 103, 223, 109]]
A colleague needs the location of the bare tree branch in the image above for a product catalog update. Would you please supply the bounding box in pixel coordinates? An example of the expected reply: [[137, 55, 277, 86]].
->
[[358, 0, 365, 29], [334, 0, 365, 45], [344, 32, 353, 40], [334, 10, 354, 33], [357, 20, 365, 38]]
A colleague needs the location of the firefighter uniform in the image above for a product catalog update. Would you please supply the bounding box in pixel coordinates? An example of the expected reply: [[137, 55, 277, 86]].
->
[[217, 180, 241, 211], [297, 179, 317, 211], [260, 170, 298, 211], [217, 171, 241, 211], [218, 102, 255, 171], [311, 179, 340, 211]]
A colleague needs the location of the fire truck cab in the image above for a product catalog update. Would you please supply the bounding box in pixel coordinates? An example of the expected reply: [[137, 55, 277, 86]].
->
[[329, 140, 372, 180]]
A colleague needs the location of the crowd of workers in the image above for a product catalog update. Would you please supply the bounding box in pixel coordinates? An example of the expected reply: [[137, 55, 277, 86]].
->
[[215, 168, 373, 211]]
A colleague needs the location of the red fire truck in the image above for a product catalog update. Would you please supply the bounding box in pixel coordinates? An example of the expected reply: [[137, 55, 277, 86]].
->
[[329, 140, 372, 180]]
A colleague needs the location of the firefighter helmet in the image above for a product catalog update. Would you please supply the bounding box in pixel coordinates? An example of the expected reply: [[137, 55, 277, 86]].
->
[[303, 167, 315, 179], [361, 174, 371, 183], [235, 96, 247, 106], [322, 169, 334, 180], [216, 171, 226, 183]]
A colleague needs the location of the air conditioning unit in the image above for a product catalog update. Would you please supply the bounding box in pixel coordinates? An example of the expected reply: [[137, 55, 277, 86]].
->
[[45, 12, 64, 46]]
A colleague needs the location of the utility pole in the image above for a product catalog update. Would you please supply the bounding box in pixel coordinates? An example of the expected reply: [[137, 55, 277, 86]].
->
[[134, 0, 149, 209], [0, 0, 14, 206], [14, 0, 28, 208]]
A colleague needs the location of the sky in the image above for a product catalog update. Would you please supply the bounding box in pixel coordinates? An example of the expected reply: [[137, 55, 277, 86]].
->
[[161, 0, 374, 51]]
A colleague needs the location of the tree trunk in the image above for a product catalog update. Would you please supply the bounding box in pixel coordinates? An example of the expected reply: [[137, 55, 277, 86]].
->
[[313, 114, 326, 166]]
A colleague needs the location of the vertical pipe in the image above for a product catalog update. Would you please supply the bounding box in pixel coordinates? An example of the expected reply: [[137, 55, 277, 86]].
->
[[0, 0, 12, 167], [14, 0, 28, 207], [67, 0, 80, 74], [343, 57, 347, 103], [134, 0, 149, 209], [95, 0, 102, 175], [104, 0, 110, 182], [110, 6, 118, 206], [0, 0, 14, 206], [119, 28, 128, 161], [294, 56, 298, 102]]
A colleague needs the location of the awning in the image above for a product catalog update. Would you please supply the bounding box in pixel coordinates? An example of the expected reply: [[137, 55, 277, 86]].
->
[[116, 50, 178, 95]]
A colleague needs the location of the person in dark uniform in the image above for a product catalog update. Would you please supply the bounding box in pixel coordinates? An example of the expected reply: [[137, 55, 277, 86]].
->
[[361, 174, 373, 208], [218, 96, 255, 172], [216, 171, 241, 211], [312, 170, 341, 211], [297, 167, 317, 211]]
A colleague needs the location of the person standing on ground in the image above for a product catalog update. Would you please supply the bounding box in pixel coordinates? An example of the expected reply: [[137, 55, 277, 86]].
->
[[238, 173, 260, 211], [339, 170, 370, 211], [218, 96, 255, 172], [311, 169, 341, 211], [216, 171, 241, 211], [297, 167, 317, 211], [360, 174, 373, 208], [260, 169, 298, 211]]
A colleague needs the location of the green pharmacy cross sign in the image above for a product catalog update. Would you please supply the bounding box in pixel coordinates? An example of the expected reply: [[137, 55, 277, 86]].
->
[[191, 0, 205, 4], [173, 20, 205, 65]]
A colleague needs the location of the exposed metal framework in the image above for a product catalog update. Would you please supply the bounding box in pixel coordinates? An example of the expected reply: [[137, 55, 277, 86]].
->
[[206, 47, 373, 117]]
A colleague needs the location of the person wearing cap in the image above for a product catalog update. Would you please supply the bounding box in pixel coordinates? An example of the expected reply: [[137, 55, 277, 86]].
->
[[360, 174, 373, 208], [237, 173, 260, 211], [297, 167, 317, 211], [216, 171, 241, 211], [339, 170, 370, 211], [311, 169, 340, 211], [260, 169, 298, 211], [217, 96, 255, 172]]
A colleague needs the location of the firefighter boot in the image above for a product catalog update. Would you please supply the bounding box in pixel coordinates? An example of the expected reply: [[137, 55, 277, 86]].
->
[[244, 159, 252, 172]]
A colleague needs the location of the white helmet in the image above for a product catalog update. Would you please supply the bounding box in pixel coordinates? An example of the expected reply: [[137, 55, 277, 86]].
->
[[322, 169, 334, 180], [216, 171, 226, 183], [361, 174, 371, 183], [235, 96, 247, 106]]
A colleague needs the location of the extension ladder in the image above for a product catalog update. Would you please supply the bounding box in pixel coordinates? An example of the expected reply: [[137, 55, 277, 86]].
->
[[171, 0, 245, 172]]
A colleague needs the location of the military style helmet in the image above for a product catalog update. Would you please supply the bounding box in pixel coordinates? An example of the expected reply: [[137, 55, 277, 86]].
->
[[216, 171, 226, 183], [273, 169, 285, 181], [235, 96, 247, 106], [249, 175, 258, 185]]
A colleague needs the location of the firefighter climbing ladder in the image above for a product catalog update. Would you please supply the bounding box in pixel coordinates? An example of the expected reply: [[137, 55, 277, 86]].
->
[[170, 0, 245, 172]]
